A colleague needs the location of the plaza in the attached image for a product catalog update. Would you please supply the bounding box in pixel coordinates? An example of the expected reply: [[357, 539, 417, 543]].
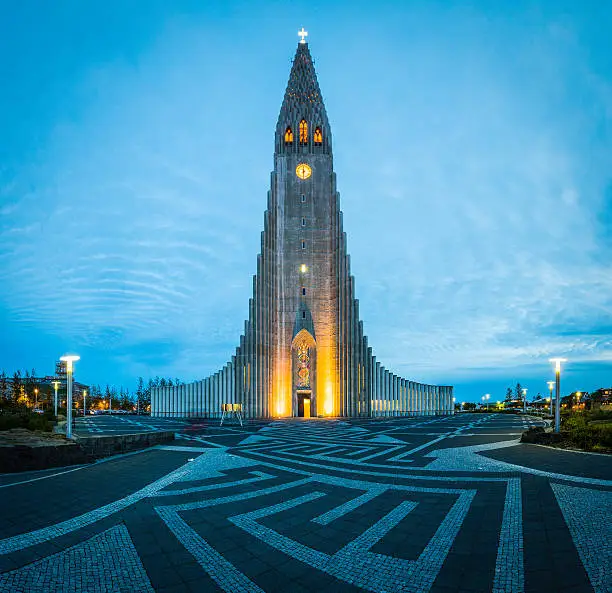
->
[[0, 413, 610, 592]]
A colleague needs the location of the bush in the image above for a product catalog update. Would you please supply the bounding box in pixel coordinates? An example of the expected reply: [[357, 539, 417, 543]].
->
[[0, 410, 54, 432], [561, 413, 612, 451]]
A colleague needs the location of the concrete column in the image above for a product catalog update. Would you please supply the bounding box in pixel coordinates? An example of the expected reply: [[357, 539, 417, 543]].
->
[[393, 375, 398, 416]]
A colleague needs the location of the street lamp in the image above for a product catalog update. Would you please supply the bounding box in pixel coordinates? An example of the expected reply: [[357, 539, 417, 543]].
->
[[485, 393, 490, 411], [547, 381, 555, 416], [522, 388, 528, 414], [83, 389, 87, 416], [60, 355, 80, 439], [34, 388, 39, 410], [52, 381, 60, 417], [549, 358, 567, 434]]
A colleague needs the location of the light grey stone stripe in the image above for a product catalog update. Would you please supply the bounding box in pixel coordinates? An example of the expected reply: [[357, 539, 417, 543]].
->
[[156, 477, 314, 513], [239, 447, 514, 482], [493, 478, 524, 593], [0, 524, 155, 593], [0, 456, 198, 555], [155, 471, 274, 497], [551, 483, 612, 593], [157, 507, 265, 593], [230, 488, 475, 593], [312, 486, 387, 525], [156, 446, 212, 452]]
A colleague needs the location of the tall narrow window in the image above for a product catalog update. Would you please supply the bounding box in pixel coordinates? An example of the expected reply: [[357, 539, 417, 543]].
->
[[301, 194, 306, 203], [301, 240, 306, 249], [314, 127, 323, 145], [302, 287, 306, 296], [302, 311, 306, 319], [299, 119, 308, 144], [301, 217, 306, 227], [284, 127, 293, 144]]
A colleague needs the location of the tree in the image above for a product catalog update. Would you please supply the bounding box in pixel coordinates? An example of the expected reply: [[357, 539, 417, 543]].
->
[[136, 377, 144, 414], [144, 379, 153, 412], [11, 370, 23, 403], [505, 388, 513, 402], [120, 388, 131, 410], [515, 383, 524, 402], [105, 385, 112, 410], [0, 371, 8, 402]]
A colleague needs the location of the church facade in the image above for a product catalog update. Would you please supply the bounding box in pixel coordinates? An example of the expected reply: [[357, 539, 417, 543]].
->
[[151, 36, 454, 419]]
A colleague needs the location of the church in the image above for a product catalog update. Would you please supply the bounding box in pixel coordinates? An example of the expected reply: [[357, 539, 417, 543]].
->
[[151, 32, 454, 419]]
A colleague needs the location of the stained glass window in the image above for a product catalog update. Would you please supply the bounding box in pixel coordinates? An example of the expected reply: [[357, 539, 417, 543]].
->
[[314, 127, 323, 145], [296, 340, 310, 387], [284, 127, 294, 144], [299, 119, 308, 144]]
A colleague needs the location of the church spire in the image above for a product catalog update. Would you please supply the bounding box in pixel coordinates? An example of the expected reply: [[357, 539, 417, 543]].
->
[[276, 36, 331, 154]]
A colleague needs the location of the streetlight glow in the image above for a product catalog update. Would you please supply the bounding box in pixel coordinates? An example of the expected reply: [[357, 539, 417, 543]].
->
[[60, 355, 80, 439], [549, 357, 567, 372], [549, 358, 567, 434], [52, 380, 60, 417]]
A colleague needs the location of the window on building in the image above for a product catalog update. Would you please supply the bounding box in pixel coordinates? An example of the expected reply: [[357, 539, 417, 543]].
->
[[301, 194, 306, 203], [284, 127, 293, 144], [302, 311, 306, 319], [302, 287, 306, 296], [299, 119, 308, 144], [301, 240, 305, 249], [301, 217, 306, 227], [314, 127, 323, 145]]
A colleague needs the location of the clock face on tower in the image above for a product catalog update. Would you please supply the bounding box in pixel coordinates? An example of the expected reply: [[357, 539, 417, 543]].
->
[[296, 163, 312, 180]]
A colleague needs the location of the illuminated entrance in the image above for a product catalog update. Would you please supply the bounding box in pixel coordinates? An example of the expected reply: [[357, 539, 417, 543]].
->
[[292, 329, 316, 417], [297, 391, 311, 418]]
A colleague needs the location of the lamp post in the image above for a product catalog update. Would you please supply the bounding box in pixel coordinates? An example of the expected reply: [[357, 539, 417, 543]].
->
[[547, 381, 554, 416], [485, 393, 490, 411], [34, 388, 38, 410], [522, 388, 528, 414], [549, 358, 567, 434], [52, 381, 60, 417], [60, 355, 80, 439], [83, 389, 87, 417]]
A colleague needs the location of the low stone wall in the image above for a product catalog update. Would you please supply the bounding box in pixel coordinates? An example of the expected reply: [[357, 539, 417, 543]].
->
[[74, 431, 175, 459], [0, 442, 93, 473]]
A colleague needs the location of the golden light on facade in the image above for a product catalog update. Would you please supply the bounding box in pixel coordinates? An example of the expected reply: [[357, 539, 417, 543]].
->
[[300, 264, 307, 273]]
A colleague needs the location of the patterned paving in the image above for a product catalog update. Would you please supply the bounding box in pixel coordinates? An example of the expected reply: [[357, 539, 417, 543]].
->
[[1, 414, 610, 592]]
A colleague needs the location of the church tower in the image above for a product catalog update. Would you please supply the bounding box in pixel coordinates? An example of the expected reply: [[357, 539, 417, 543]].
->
[[150, 33, 454, 419]]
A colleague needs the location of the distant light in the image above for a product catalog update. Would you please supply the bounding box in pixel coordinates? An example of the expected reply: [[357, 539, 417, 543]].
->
[[300, 264, 307, 273]]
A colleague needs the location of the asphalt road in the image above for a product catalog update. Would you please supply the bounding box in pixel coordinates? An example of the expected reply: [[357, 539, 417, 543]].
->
[[1, 413, 610, 592]]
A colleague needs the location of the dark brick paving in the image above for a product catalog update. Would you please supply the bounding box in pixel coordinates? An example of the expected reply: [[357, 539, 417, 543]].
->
[[0, 413, 609, 592]]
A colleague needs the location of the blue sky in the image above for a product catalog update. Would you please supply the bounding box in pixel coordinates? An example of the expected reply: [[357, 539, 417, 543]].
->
[[1, 1, 611, 402]]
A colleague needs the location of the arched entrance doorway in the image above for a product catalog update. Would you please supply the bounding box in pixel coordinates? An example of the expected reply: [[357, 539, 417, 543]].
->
[[291, 329, 316, 417]]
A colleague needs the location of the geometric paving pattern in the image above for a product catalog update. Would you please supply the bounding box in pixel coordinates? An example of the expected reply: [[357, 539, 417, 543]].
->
[[0, 413, 610, 592]]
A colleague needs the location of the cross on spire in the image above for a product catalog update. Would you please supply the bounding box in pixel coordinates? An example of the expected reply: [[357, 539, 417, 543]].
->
[[298, 27, 308, 44]]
